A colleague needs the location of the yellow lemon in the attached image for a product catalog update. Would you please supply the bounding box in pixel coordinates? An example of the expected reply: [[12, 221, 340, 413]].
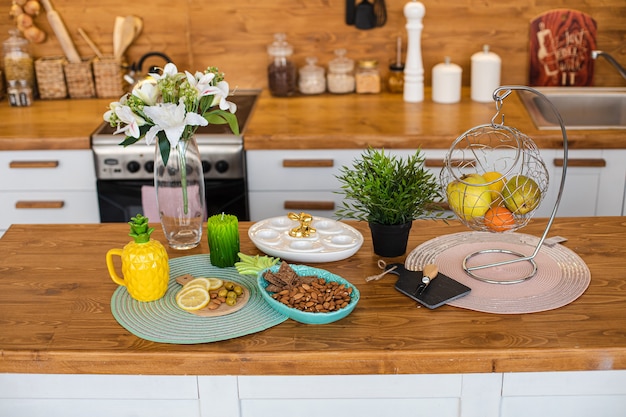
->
[[181, 277, 212, 291], [482, 171, 506, 205], [176, 287, 210, 311], [205, 277, 225, 290]]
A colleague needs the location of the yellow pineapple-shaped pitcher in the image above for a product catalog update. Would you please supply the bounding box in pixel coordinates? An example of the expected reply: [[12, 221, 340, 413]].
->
[[106, 214, 170, 302]]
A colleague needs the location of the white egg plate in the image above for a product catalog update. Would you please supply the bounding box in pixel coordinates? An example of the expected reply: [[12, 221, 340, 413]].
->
[[248, 216, 364, 263]]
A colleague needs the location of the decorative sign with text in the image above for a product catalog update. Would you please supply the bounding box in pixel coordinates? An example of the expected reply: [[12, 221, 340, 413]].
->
[[529, 9, 597, 87]]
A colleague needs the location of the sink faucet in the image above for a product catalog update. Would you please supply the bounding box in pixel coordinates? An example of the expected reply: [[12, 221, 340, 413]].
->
[[591, 50, 626, 80]]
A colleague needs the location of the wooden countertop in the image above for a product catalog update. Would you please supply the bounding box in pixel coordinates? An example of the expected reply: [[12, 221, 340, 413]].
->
[[0, 98, 111, 151], [0, 88, 623, 151], [1, 217, 626, 376]]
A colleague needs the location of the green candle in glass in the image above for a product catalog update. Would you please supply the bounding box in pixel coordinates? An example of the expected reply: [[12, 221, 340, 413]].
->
[[206, 213, 240, 267]]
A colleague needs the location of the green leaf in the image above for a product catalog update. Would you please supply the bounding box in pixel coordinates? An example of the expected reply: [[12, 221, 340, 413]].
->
[[158, 134, 170, 166], [204, 109, 240, 135]]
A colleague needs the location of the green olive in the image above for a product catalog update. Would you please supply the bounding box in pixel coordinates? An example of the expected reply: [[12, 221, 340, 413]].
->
[[225, 297, 237, 306], [233, 285, 243, 296], [227, 291, 238, 299], [217, 288, 228, 298], [224, 282, 235, 291]]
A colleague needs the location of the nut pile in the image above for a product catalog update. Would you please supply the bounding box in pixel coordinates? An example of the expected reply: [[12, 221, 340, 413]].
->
[[263, 262, 353, 313]]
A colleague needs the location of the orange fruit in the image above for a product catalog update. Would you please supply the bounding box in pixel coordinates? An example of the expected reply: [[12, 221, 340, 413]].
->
[[483, 206, 516, 232]]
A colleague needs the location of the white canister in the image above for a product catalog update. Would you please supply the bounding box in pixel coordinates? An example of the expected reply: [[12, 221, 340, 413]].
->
[[432, 57, 462, 103], [471, 45, 501, 103]]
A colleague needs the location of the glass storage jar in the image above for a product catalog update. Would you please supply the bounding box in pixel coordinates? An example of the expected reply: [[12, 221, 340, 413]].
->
[[327, 49, 355, 94], [387, 62, 404, 93], [355, 59, 381, 94], [298, 57, 326, 95], [3, 29, 35, 91], [267, 33, 297, 97]]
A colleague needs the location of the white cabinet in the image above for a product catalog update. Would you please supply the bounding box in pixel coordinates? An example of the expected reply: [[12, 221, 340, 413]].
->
[[0, 150, 100, 237], [501, 370, 626, 417], [4, 370, 625, 417], [0, 374, 200, 417], [541, 149, 626, 217], [246, 149, 448, 221], [246, 148, 626, 222]]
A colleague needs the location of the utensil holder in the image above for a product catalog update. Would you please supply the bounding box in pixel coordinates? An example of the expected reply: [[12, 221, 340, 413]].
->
[[63, 58, 96, 98], [93, 56, 126, 98], [35, 56, 68, 99]]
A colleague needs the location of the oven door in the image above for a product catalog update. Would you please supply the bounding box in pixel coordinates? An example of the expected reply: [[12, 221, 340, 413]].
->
[[97, 179, 249, 223]]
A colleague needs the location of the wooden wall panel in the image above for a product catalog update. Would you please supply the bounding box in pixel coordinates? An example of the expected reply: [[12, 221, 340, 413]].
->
[[2, 0, 624, 90]]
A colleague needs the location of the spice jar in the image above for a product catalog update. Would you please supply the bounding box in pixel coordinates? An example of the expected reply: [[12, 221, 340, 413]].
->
[[267, 33, 297, 97], [3, 29, 35, 91], [327, 49, 355, 94], [387, 62, 404, 93], [355, 59, 381, 94], [298, 57, 326, 95]]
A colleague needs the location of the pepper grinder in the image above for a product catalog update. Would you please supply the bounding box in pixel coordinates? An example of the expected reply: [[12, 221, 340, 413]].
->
[[403, 1, 425, 103]]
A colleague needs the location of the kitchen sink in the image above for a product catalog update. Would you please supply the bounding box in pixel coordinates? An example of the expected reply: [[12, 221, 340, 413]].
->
[[518, 87, 626, 130]]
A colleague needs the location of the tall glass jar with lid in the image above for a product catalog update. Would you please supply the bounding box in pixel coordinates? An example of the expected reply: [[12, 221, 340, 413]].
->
[[327, 49, 355, 94], [3, 30, 35, 92], [267, 33, 297, 97]]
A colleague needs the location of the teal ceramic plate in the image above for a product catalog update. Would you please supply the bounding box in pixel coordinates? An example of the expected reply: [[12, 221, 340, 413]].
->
[[257, 264, 360, 324], [111, 254, 288, 344]]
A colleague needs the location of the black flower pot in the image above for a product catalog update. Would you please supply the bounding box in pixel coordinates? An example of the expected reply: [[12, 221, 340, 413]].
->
[[368, 221, 413, 257]]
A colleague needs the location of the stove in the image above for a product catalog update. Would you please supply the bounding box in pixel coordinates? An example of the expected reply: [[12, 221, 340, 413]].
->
[[91, 90, 259, 222]]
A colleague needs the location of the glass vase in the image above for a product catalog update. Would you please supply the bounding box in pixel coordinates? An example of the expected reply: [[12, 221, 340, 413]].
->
[[154, 136, 206, 250]]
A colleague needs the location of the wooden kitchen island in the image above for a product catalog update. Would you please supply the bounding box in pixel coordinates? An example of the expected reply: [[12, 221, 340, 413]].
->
[[1, 217, 626, 416]]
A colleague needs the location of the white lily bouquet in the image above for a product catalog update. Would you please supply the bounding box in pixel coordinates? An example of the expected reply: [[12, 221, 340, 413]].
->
[[103, 63, 239, 215], [104, 62, 239, 166]]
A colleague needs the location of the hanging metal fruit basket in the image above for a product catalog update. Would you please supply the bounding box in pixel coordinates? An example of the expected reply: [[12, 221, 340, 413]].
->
[[439, 86, 569, 284]]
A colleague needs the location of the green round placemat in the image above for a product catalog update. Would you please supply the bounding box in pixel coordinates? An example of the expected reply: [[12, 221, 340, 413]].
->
[[110, 254, 288, 344]]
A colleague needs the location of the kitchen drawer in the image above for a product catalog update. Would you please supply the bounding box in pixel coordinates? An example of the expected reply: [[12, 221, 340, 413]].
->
[[0, 190, 99, 229], [0, 150, 96, 191], [247, 149, 445, 191], [246, 149, 359, 191], [248, 190, 343, 221]]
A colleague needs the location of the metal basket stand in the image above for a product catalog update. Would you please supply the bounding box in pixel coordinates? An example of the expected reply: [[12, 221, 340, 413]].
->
[[457, 85, 569, 284]]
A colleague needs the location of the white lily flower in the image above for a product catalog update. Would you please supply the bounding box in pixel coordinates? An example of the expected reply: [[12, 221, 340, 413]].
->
[[113, 105, 146, 138], [208, 80, 237, 113], [149, 62, 179, 82], [143, 100, 208, 147], [185, 70, 217, 98], [132, 80, 159, 105]]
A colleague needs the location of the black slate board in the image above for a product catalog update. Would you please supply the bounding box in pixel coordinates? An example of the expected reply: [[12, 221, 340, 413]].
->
[[386, 263, 471, 309]]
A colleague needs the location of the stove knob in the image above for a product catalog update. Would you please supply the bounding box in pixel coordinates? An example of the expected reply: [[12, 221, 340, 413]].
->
[[202, 160, 211, 173], [127, 160, 141, 173], [215, 160, 229, 173], [144, 160, 154, 173]]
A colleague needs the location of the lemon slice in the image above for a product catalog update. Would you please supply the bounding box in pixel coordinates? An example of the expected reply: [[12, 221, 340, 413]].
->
[[203, 277, 224, 290], [181, 277, 212, 291], [176, 287, 210, 311]]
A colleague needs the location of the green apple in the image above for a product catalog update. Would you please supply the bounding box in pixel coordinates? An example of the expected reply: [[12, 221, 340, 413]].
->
[[502, 175, 541, 214], [446, 174, 492, 220]]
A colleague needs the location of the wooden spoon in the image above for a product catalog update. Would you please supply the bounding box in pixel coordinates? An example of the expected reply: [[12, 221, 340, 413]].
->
[[115, 15, 137, 60]]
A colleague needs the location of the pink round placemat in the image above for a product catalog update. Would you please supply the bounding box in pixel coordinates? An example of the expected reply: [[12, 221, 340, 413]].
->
[[405, 232, 590, 314]]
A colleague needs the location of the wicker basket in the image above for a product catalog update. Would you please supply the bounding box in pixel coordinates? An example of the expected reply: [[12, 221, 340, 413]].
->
[[93, 56, 126, 98], [63, 59, 95, 98], [35, 57, 68, 99]]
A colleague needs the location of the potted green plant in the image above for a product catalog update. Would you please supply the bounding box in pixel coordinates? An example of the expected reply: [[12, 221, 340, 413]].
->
[[335, 147, 445, 257]]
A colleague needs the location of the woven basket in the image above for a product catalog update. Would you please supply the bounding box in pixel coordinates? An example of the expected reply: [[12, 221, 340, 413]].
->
[[93, 56, 126, 98], [63, 59, 95, 98], [35, 57, 67, 99]]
